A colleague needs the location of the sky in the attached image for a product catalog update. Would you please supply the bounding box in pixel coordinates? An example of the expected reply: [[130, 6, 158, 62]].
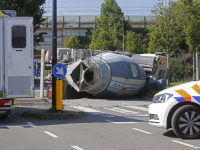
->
[[43, 0, 171, 16]]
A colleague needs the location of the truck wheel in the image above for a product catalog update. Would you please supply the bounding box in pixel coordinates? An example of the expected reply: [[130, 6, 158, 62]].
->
[[172, 105, 200, 139]]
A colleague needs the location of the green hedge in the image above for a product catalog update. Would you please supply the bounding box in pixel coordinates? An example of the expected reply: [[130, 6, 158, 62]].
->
[[170, 56, 192, 82], [170, 82, 184, 87]]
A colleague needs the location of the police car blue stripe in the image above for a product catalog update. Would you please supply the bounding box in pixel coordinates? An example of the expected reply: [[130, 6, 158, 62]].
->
[[192, 96, 200, 103], [174, 97, 186, 102]]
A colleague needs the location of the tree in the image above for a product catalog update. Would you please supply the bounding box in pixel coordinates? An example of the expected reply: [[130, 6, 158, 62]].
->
[[89, 0, 132, 50], [66, 36, 82, 49], [125, 31, 147, 54], [170, 56, 193, 82], [148, 0, 183, 87], [173, 0, 200, 81], [179, 0, 200, 51], [89, 29, 113, 50], [78, 29, 92, 49], [0, 0, 46, 49]]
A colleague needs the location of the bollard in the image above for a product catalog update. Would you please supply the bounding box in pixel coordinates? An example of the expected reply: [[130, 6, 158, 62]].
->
[[56, 80, 62, 110]]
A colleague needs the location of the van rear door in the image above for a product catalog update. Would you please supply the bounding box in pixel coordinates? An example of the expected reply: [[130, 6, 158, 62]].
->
[[4, 17, 34, 98]]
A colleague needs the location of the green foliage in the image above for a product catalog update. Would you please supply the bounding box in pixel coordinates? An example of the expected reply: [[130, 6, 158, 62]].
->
[[170, 56, 192, 82], [145, 90, 158, 98], [44, 70, 51, 76], [170, 82, 184, 87], [66, 35, 83, 49], [177, 0, 200, 52], [134, 28, 150, 52], [90, 29, 113, 50], [148, 26, 165, 53], [77, 29, 92, 49], [170, 39, 189, 58], [89, 0, 132, 50], [0, 0, 47, 50], [125, 31, 147, 54], [148, 0, 183, 54], [148, 0, 184, 86], [132, 28, 149, 36]]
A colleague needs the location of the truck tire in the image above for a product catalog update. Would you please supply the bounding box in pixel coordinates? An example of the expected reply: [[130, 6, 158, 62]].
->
[[172, 105, 200, 139], [0, 115, 8, 119]]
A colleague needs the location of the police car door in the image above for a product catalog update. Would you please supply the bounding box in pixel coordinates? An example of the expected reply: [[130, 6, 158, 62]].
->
[[4, 17, 34, 98]]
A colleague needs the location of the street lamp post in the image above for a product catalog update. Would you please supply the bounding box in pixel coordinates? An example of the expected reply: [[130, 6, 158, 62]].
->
[[118, 16, 124, 54], [194, 0, 199, 81], [122, 20, 124, 54], [52, 0, 57, 109]]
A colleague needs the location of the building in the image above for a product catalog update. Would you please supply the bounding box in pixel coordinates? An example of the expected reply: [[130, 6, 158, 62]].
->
[[35, 15, 155, 51]]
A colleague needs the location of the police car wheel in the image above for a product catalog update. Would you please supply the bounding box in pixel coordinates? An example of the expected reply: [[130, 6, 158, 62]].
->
[[172, 105, 200, 139]]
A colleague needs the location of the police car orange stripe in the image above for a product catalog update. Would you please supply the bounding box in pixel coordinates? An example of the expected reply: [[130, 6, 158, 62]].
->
[[175, 89, 191, 102], [192, 84, 200, 95], [191, 84, 200, 103]]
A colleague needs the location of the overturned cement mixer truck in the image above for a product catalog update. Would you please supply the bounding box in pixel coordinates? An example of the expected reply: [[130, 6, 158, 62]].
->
[[45, 49, 167, 99]]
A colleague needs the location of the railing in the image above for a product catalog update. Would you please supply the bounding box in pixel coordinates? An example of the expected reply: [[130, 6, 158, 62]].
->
[[40, 15, 156, 29]]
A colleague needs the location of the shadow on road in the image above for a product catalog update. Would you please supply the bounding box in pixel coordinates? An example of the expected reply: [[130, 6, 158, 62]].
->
[[0, 106, 147, 128], [163, 129, 200, 140], [163, 129, 179, 138]]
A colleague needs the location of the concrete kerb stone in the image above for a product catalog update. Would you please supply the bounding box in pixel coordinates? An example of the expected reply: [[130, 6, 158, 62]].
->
[[15, 104, 86, 120], [20, 109, 86, 120], [15, 98, 87, 120], [16, 97, 50, 106]]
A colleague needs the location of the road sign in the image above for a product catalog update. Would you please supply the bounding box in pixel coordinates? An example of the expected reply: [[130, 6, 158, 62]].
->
[[53, 63, 67, 78], [34, 69, 40, 77]]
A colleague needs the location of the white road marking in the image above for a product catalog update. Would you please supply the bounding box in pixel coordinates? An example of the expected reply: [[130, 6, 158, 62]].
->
[[105, 119, 137, 124], [44, 131, 58, 138], [0, 122, 36, 128], [104, 107, 139, 114], [71, 146, 84, 150], [124, 106, 148, 111], [132, 128, 152, 134], [27, 122, 36, 127], [171, 140, 200, 149], [70, 106, 106, 115]]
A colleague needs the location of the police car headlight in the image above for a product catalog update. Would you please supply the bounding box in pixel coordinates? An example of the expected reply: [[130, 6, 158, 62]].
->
[[153, 93, 173, 103]]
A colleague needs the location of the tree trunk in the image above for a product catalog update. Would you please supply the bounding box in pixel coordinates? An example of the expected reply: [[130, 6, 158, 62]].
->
[[167, 49, 170, 88], [193, 52, 195, 81]]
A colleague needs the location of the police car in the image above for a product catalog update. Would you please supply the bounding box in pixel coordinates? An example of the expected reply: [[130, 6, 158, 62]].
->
[[149, 81, 200, 139]]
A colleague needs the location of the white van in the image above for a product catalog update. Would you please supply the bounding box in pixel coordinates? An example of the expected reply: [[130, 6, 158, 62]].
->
[[149, 81, 200, 139], [0, 14, 34, 118]]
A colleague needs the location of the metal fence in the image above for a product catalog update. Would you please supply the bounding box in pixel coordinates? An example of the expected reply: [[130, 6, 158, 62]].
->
[[40, 15, 156, 29]]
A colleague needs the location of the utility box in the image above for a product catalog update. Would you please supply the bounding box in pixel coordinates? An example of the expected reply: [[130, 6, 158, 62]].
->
[[0, 16, 34, 98]]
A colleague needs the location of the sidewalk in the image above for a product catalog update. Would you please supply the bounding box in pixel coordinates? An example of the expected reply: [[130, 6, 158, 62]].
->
[[17, 96, 152, 108], [14, 94, 152, 120]]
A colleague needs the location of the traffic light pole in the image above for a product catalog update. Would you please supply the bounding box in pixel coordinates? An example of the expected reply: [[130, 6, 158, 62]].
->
[[52, 0, 57, 109]]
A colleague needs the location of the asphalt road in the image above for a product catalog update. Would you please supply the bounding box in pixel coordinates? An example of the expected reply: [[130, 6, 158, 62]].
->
[[1, 98, 200, 150]]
